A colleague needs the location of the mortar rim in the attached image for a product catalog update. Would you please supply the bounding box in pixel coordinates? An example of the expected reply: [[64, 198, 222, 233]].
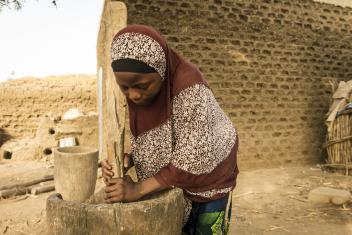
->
[[47, 187, 184, 210], [54, 146, 99, 156]]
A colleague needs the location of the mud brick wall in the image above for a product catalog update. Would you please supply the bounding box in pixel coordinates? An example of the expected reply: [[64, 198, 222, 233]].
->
[[0, 75, 97, 138], [121, 0, 352, 168]]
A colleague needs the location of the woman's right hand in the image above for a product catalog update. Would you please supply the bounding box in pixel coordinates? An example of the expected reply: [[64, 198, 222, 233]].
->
[[102, 154, 134, 185], [101, 159, 114, 184]]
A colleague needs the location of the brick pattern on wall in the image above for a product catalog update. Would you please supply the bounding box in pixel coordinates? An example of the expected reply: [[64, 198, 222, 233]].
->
[[0, 75, 97, 138], [122, 0, 352, 168]]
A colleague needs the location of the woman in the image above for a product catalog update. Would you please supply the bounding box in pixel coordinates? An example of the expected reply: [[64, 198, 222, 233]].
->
[[101, 24, 239, 234]]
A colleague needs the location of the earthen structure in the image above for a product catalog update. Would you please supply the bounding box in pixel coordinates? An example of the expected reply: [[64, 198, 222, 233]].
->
[[1, 0, 352, 169], [0, 75, 97, 138], [120, 0, 352, 168]]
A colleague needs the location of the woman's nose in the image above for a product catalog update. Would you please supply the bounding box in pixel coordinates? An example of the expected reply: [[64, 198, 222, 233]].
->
[[128, 88, 142, 101]]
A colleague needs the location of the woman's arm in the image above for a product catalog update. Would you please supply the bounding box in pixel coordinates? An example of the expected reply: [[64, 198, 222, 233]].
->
[[104, 175, 171, 203]]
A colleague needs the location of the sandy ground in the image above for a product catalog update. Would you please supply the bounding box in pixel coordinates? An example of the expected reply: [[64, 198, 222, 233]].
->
[[231, 166, 352, 235], [0, 161, 53, 235], [0, 160, 351, 235]]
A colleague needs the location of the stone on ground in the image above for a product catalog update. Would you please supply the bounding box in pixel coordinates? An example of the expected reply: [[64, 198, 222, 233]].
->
[[308, 187, 351, 205]]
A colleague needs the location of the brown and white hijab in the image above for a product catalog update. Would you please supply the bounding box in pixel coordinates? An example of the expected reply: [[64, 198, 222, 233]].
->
[[110, 24, 207, 137]]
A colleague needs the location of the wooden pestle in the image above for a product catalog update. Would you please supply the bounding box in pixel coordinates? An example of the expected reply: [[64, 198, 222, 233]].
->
[[106, 127, 125, 178]]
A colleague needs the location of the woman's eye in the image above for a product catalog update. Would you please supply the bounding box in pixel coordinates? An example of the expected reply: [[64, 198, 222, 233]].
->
[[137, 84, 149, 89]]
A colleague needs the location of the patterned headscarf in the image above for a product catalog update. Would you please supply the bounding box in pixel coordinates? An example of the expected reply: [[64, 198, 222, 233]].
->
[[110, 25, 207, 137], [111, 32, 166, 78]]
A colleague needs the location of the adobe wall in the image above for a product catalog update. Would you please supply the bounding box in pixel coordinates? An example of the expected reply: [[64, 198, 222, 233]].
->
[[121, 0, 352, 167], [0, 75, 97, 139]]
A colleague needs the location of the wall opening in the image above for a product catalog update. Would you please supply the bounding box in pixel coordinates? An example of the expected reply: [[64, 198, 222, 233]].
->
[[48, 128, 56, 135], [3, 150, 12, 159], [43, 148, 52, 155]]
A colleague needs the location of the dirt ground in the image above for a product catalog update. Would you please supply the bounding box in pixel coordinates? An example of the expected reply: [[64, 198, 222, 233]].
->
[[0, 160, 351, 235], [231, 166, 352, 235]]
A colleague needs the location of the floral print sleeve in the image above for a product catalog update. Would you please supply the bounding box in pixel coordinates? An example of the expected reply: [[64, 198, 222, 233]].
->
[[170, 84, 237, 175]]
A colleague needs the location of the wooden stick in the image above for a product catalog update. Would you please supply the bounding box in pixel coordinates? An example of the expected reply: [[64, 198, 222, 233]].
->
[[343, 116, 346, 164], [345, 115, 349, 175], [346, 115, 350, 175], [0, 175, 54, 191], [31, 184, 55, 195], [116, 127, 125, 177], [321, 163, 352, 170], [334, 118, 337, 163], [349, 115, 352, 173], [232, 192, 255, 198], [340, 116, 343, 161], [0, 183, 55, 198], [331, 118, 336, 163], [337, 117, 340, 163], [0, 186, 32, 199], [335, 117, 342, 163], [106, 142, 119, 178], [113, 92, 126, 178], [323, 135, 352, 147]]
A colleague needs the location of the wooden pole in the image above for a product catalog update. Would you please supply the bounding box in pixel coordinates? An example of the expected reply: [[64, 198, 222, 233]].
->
[[97, 0, 127, 164], [0, 175, 53, 191], [0, 187, 31, 198], [31, 184, 55, 195]]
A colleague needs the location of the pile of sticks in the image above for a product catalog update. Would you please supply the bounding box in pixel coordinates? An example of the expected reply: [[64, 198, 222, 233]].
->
[[325, 112, 352, 176], [0, 175, 54, 199]]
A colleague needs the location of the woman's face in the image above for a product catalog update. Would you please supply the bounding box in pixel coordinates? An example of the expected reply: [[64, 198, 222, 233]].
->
[[114, 72, 163, 106]]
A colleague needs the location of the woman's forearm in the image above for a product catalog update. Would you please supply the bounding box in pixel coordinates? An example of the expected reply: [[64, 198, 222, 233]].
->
[[137, 176, 171, 198]]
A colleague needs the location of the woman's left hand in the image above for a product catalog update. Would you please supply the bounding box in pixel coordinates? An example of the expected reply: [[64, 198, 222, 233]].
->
[[104, 175, 142, 203]]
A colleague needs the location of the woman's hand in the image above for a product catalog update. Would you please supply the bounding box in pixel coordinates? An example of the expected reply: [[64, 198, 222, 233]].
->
[[101, 154, 134, 185], [104, 176, 170, 204], [101, 159, 114, 184], [104, 175, 142, 203]]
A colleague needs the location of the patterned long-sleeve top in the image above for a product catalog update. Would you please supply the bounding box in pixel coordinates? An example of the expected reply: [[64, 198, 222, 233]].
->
[[130, 83, 239, 221]]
